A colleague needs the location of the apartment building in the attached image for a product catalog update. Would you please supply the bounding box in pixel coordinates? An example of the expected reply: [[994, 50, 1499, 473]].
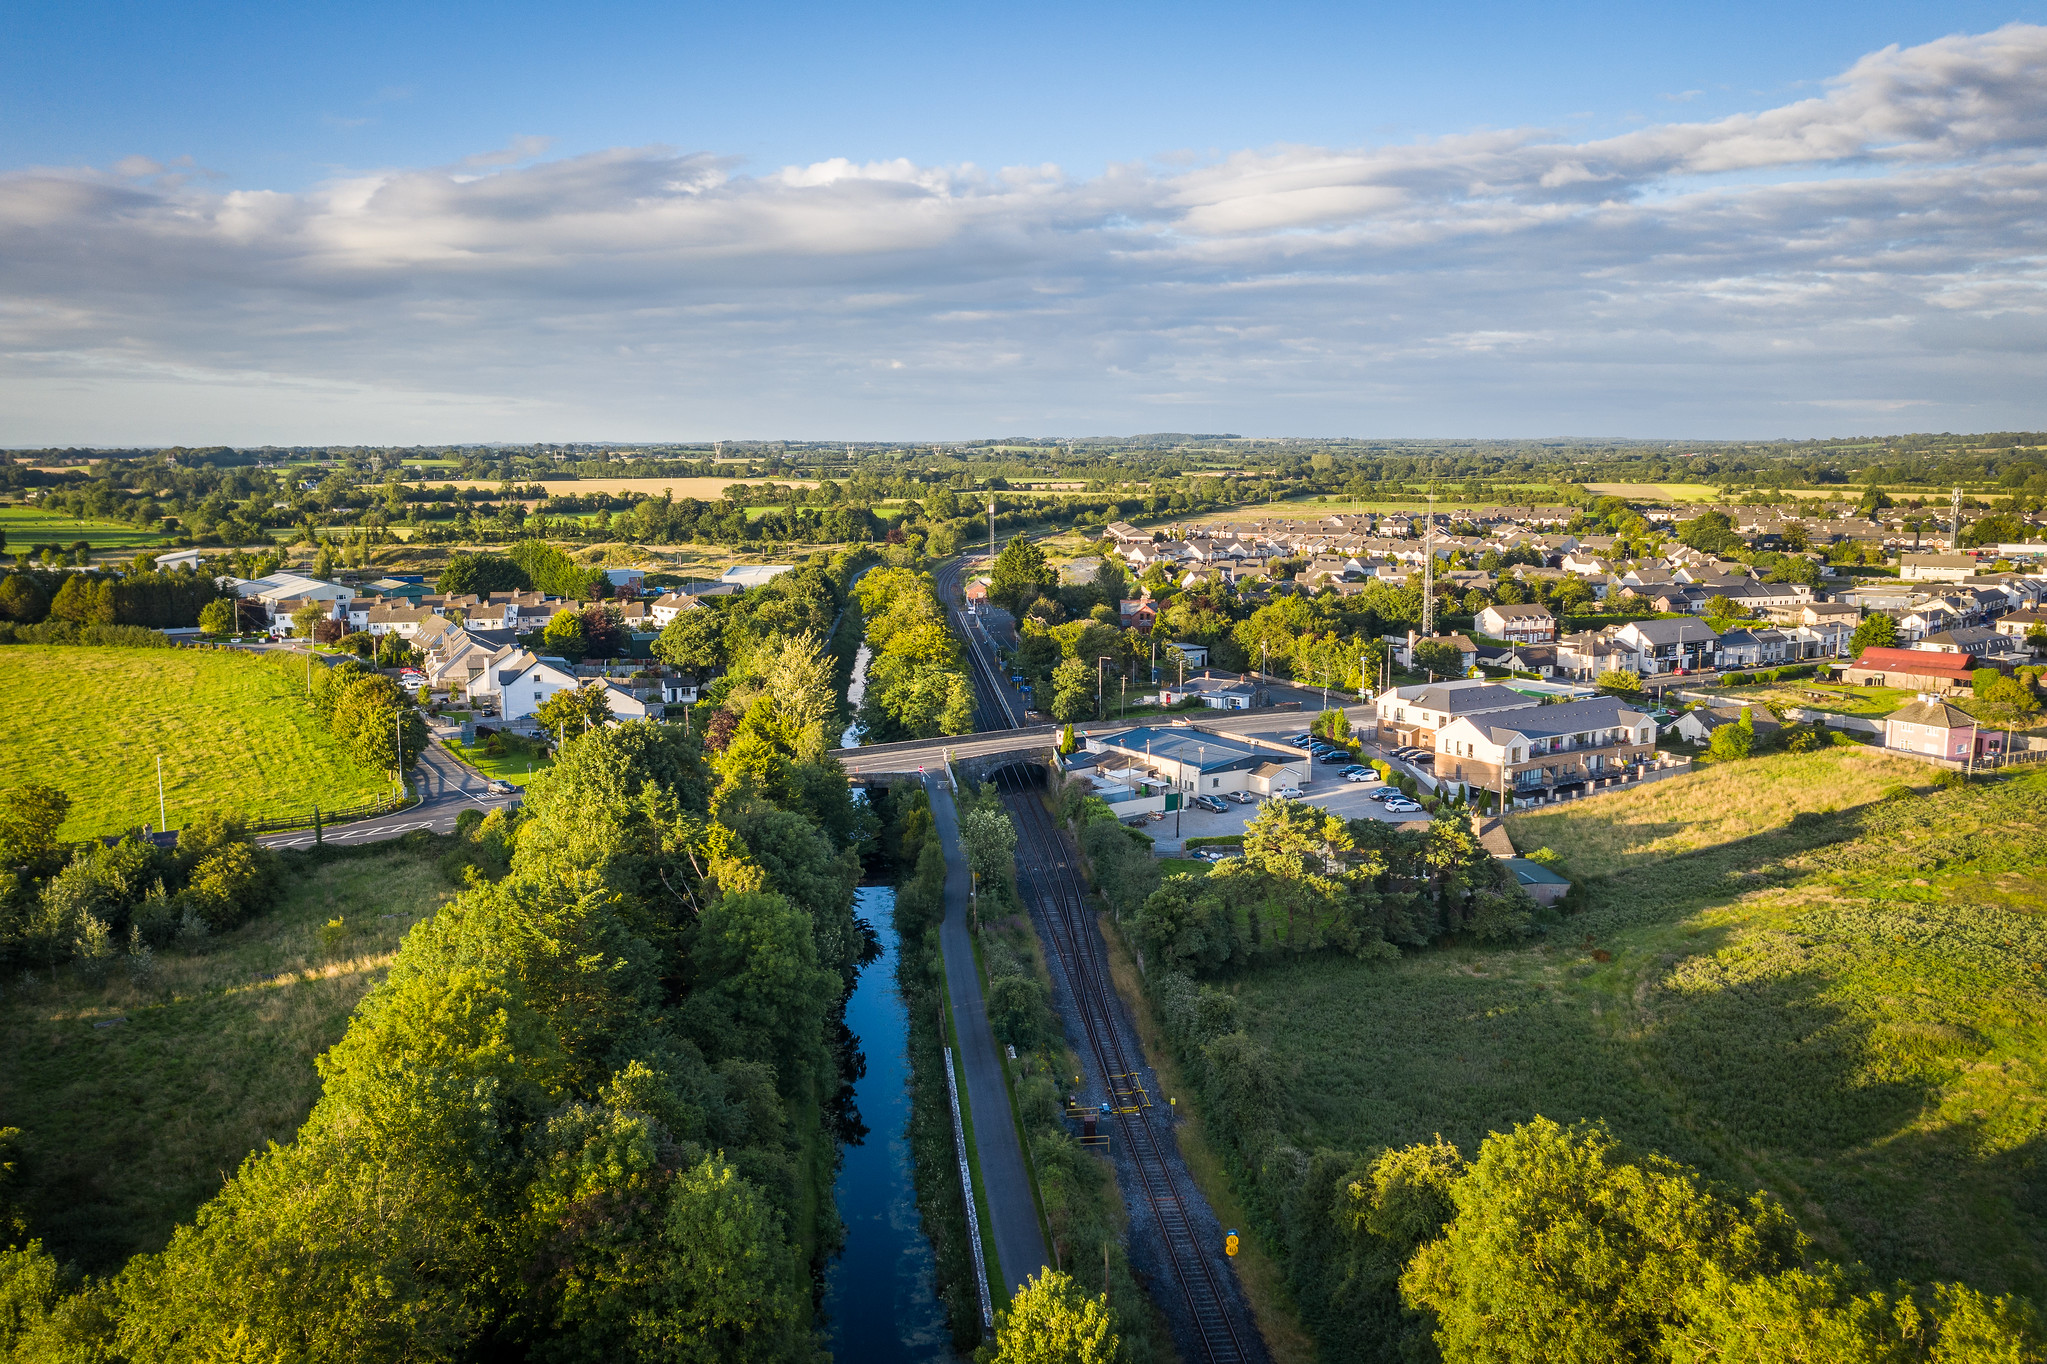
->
[[1374, 680, 1541, 750], [1433, 697, 1659, 799]]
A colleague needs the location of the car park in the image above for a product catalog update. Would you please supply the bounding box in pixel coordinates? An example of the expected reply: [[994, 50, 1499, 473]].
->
[[1192, 794, 1228, 813]]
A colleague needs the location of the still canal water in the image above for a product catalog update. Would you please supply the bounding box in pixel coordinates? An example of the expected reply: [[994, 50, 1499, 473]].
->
[[824, 886, 951, 1361]]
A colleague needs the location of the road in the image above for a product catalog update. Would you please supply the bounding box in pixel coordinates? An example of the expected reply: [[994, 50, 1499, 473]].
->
[[260, 742, 517, 850], [836, 707, 1354, 777], [924, 772, 1050, 1297]]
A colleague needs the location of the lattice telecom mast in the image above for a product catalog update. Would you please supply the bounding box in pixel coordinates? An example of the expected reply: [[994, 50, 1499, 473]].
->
[[1950, 486, 1963, 551], [1421, 491, 1437, 638], [988, 496, 996, 561]]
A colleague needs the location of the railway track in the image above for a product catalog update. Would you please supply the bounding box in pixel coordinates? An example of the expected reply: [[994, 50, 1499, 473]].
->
[[933, 557, 1023, 732], [994, 766, 1255, 1364]]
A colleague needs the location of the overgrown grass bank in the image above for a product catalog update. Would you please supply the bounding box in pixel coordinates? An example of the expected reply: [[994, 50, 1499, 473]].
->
[[0, 844, 453, 1270], [1209, 754, 2047, 1358]]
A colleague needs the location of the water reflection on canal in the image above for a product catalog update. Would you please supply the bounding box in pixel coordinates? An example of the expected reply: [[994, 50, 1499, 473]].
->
[[824, 885, 951, 1361]]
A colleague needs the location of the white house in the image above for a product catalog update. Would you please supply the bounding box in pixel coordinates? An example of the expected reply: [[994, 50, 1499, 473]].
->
[[483, 652, 584, 723], [649, 592, 703, 627], [1374, 680, 1541, 750]]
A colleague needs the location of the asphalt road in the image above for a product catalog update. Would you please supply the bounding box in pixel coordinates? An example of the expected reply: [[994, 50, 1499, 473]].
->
[[259, 742, 517, 850], [925, 772, 1050, 1297]]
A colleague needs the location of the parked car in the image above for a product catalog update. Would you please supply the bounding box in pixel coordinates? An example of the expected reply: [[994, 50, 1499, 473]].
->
[[1340, 764, 1369, 775], [1287, 733, 1314, 746], [487, 779, 516, 795], [1193, 847, 1231, 862], [1343, 769, 1376, 783], [1192, 794, 1229, 813], [1319, 749, 1351, 763], [1226, 790, 1259, 804], [1367, 787, 1401, 801], [1272, 786, 1304, 799], [1384, 798, 1423, 813]]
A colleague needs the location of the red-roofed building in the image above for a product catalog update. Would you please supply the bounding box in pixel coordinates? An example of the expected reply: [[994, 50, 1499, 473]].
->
[[1840, 646, 1979, 694]]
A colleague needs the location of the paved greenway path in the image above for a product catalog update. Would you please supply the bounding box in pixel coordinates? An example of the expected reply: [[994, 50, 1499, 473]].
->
[[924, 772, 1050, 1298]]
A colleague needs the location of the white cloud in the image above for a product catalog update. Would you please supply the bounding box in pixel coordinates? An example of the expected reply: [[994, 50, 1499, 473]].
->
[[3, 23, 2046, 442]]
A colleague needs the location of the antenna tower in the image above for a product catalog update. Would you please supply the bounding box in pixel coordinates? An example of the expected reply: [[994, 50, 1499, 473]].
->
[[1421, 491, 1436, 638], [988, 496, 996, 561]]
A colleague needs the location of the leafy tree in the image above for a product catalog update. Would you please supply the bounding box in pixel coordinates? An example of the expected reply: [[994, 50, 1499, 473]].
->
[[0, 574, 49, 623], [579, 604, 625, 659], [992, 1270, 1123, 1364], [989, 534, 1057, 615], [0, 785, 72, 876], [47, 575, 113, 625], [537, 682, 615, 747], [197, 597, 238, 635], [1595, 668, 1642, 694], [543, 609, 587, 661], [1850, 613, 1898, 655], [653, 608, 727, 674], [959, 803, 1017, 898], [436, 552, 530, 595], [1398, 1117, 2043, 1364], [1050, 657, 1095, 722], [290, 603, 327, 638], [1976, 675, 2040, 751], [1707, 712, 1754, 761], [1413, 639, 1463, 678]]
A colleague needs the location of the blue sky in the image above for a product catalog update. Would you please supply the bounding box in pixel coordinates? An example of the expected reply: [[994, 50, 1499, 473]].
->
[[2, 2, 2045, 443]]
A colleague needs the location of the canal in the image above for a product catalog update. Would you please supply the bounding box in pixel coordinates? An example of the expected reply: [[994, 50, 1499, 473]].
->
[[823, 885, 951, 1361]]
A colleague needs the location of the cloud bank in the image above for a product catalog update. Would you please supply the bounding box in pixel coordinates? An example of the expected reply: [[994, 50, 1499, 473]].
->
[[3, 24, 2045, 443]]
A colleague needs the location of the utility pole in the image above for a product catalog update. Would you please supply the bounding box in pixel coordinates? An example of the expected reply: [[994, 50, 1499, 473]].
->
[[1950, 486, 1963, 552], [988, 497, 996, 564], [156, 754, 166, 833]]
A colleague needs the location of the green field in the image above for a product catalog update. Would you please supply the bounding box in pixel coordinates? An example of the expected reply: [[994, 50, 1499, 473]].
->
[[0, 846, 452, 1269], [1580, 481, 1725, 501], [0, 504, 170, 552], [0, 647, 391, 838], [1697, 679, 1915, 720], [1225, 748, 2047, 1310], [440, 735, 553, 785]]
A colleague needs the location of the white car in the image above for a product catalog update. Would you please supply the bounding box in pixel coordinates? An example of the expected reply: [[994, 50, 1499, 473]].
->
[[1271, 786, 1304, 800], [1343, 769, 1376, 783], [1383, 798, 1423, 814]]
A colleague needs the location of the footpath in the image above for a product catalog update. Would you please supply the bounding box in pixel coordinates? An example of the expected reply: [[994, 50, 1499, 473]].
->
[[922, 773, 1050, 1300]]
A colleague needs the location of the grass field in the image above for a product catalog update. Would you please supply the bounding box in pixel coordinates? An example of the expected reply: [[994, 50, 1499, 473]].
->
[[0, 505, 170, 552], [441, 736, 553, 785], [0, 647, 390, 838], [1225, 749, 2047, 1309], [437, 477, 817, 499], [1581, 482, 1725, 501], [0, 846, 453, 1270], [1694, 679, 1916, 720]]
